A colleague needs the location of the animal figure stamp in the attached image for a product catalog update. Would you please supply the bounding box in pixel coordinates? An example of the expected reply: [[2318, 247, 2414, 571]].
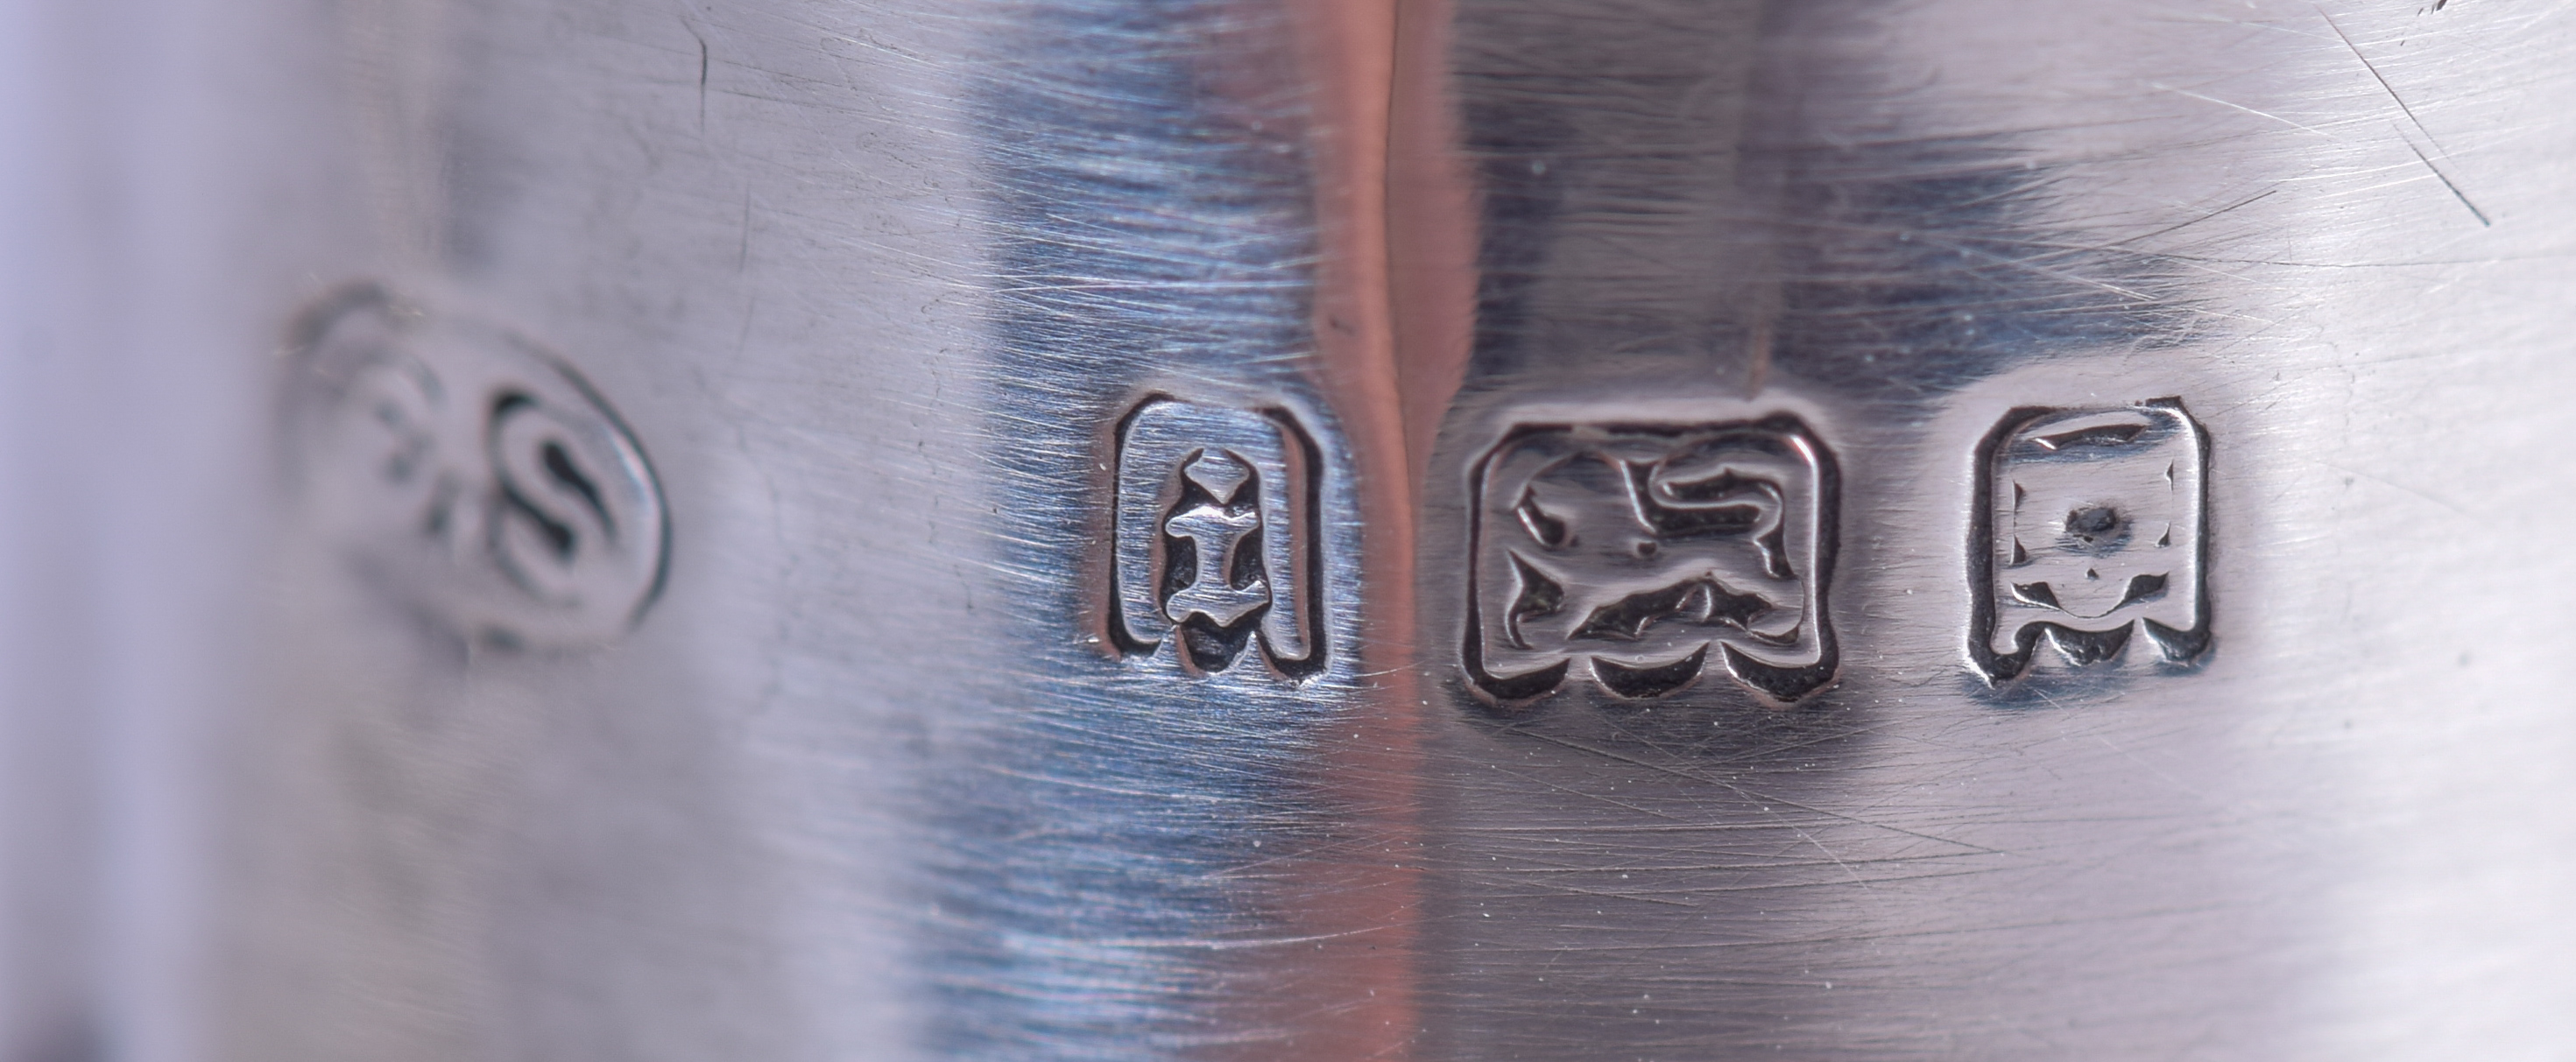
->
[[1111, 397, 1320, 676], [1969, 398, 2209, 682], [1464, 413, 1838, 706]]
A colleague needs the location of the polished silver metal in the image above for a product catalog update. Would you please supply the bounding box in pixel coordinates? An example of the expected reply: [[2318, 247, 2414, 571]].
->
[[1400, 3, 2576, 1057], [4, 0, 2576, 1058]]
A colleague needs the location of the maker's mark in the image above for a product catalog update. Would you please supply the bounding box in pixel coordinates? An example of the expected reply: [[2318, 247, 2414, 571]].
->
[[287, 284, 669, 648]]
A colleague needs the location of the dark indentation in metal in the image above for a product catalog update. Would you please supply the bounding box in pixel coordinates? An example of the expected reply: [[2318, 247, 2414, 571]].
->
[[1178, 614, 1260, 674], [2011, 581, 2060, 608], [1229, 528, 1264, 590], [2036, 424, 2146, 450], [1659, 467, 1777, 505], [1161, 536, 1197, 604], [542, 440, 609, 532], [1624, 461, 1768, 540], [2145, 616, 2211, 660], [1592, 646, 1708, 699], [1472, 658, 1571, 703], [1515, 489, 1570, 548], [1718, 639, 1833, 702], [2043, 622, 2133, 665], [1753, 523, 1792, 580], [1506, 552, 1565, 651], [491, 395, 588, 562], [2116, 572, 2168, 609], [1572, 578, 1772, 643], [2065, 504, 2121, 542]]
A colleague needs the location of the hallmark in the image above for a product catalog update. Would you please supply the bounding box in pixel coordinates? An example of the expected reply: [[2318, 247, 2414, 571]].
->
[[288, 284, 669, 648], [1110, 397, 1320, 676], [1970, 398, 2209, 682], [1465, 413, 1838, 705]]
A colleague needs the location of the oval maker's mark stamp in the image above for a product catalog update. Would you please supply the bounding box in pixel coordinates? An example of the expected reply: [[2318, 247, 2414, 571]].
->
[[287, 284, 670, 648]]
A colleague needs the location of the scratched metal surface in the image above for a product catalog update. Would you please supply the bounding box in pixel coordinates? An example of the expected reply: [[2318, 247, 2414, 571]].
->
[[182, 0, 1393, 1059], [208, 0, 1364, 1058], [1410, 1, 2576, 1058], [1, 0, 2573, 1059]]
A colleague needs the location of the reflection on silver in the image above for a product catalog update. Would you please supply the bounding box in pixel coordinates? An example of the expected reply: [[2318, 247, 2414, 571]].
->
[[1465, 412, 1837, 704], [8, 0, 2576, 1058], [287, 285, 668, 647], [1111, 397, 1318, 675], [1972, 399, 2210, 681]]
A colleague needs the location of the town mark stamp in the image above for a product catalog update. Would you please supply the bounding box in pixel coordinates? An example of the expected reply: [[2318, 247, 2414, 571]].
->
[[1969, 398, 2210, 683], [1464, 413, 1838, 706], [1111, 397, 1321, 676]]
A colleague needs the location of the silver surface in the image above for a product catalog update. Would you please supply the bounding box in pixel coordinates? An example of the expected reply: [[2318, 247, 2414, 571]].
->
[[0, 0, 2572, 1058], [1403, 3, 2576, 1057]]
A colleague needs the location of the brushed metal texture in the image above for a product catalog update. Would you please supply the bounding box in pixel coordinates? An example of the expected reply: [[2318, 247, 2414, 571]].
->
[[0, 0, 2570, 1059], [1394, 2, 2576, 1058]]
